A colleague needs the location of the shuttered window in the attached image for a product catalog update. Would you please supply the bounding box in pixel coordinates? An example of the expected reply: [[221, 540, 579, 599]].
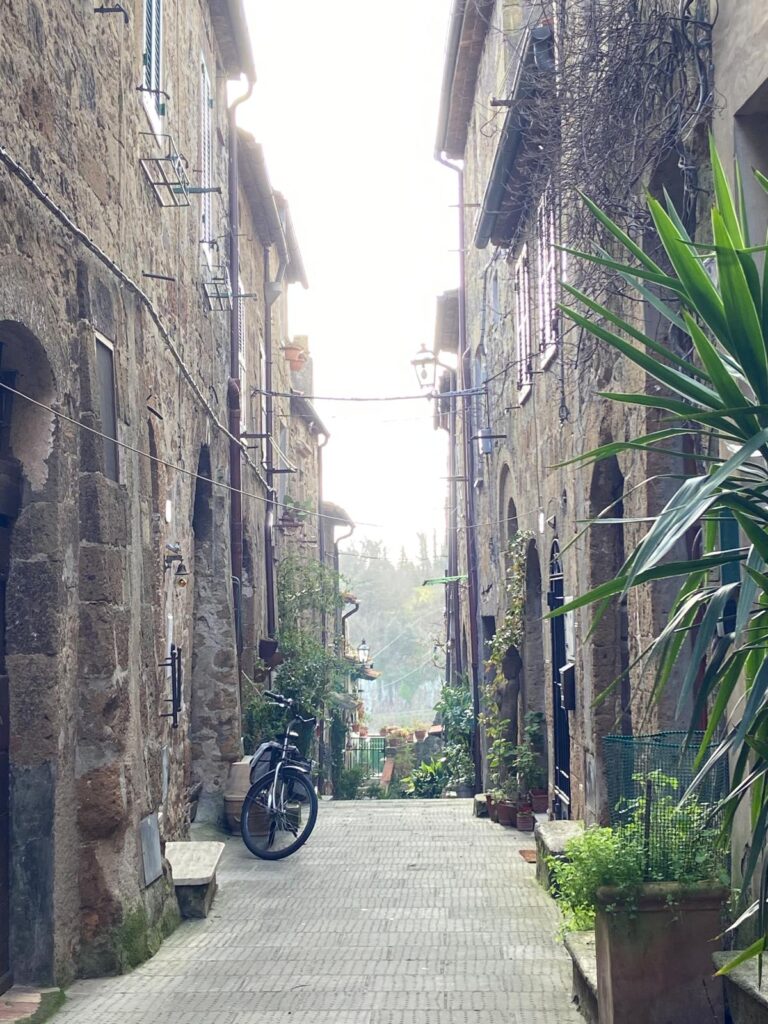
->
[[200, 58, 214, 263], [537, 181, 558, 366], [514, 244, 532, 396], [143, 0, 163, 122], [238, 279, 248, 432], [95, 336, 119, 482]]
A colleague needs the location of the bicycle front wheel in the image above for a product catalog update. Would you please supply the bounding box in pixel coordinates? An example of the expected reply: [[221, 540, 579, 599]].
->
[[241, 768, 318, 860]]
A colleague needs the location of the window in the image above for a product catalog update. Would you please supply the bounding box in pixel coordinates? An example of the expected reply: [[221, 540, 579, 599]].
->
[[490, 270, 503, 333], [200, 58, 214, 264], [259, 340, 268, 465], [537, 182, 558, 367], [95, 336, 119, 481], [237, 279, 247, 432], [142, 0, 163, 131], [514, 244, 532, 398]]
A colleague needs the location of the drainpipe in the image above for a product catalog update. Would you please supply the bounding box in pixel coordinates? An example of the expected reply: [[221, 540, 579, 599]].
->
[[437, 154, 482, 795], [228, 75, 254, 653], [264, 232, 289, 637]]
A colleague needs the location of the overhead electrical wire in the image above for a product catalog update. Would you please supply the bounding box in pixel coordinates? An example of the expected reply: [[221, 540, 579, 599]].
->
[[0, 380, 385, 529]]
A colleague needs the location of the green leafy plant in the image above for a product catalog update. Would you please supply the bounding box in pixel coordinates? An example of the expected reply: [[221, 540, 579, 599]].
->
[[403, 757, 450, 798], [443, 742, 474, 788], [551, 773, 725, 931], [336, 766, 369, 800], [434, 681, 474, 746], [511, 742, 545, 793], [551, 137, 768, 966], [489, 531, 534, 670]]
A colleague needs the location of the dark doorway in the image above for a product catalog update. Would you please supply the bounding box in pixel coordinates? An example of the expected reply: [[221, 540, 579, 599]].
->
[[0, 403, 22, 993], [548, 540, 571, 819]]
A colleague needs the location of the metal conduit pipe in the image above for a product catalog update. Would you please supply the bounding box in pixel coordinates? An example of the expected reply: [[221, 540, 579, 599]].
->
[[436, 153, 482, 795], [228, 75, 255, 654]]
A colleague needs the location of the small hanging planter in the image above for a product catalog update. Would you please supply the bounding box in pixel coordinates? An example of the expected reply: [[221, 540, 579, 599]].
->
[[281, 344, 307, 372]]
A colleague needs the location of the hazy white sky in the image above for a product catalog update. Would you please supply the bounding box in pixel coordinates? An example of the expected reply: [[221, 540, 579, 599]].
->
[[241, 1, 458, 559]]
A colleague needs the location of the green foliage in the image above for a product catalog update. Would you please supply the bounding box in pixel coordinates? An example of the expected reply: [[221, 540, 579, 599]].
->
[[339, 538, 445, 708], [443, 742, 474, 787], [555, 139, 768, 962], [489, 531, 534, 668], [552, 773, 726, 932], [336, 766, 369, 800], [403, 757, 451, 798], [364, 781, 383, 799], [402, 743, 473, 798], [511, 742, 546, 792], [552, 826, 645, 931], [277, 553, 343, 627], [434, 681, 474, 746]]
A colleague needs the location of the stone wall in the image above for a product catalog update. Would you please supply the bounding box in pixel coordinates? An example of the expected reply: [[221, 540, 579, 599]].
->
[[0, 0, 255, 984], [447, 2, 704, 824]]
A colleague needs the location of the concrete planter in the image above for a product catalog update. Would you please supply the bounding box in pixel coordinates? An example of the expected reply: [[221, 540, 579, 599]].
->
[[595, 881, 727, 1024], [223, 757, 252, 832]]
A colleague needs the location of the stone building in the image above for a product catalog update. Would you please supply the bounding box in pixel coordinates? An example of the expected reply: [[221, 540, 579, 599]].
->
[[433, 0, 718, 822], [0, 0, 328, 992]]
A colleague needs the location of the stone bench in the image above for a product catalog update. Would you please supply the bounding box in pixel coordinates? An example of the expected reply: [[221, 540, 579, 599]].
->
[[564, 930, 598, 1024], [165, 840, 224, 919], [713, 952, 768, 1023], [534, 819, 584, 891]]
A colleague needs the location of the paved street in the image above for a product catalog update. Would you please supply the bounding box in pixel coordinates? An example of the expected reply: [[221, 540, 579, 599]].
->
[[55, 801, 581, 1024]]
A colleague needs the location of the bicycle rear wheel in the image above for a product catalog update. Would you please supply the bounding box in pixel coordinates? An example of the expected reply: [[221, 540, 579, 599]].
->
[[240, 768, 318, 860]]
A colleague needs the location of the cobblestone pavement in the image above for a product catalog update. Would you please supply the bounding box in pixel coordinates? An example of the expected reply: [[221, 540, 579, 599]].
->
[[55, 801, 581, 1024]]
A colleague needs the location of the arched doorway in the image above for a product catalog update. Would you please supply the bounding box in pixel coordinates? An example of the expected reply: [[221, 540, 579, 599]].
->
[[0, 321, 56, 990], [548, 540, 571, 819]]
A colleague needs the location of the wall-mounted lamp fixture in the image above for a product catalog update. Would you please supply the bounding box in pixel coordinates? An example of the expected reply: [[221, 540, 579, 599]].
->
[[164, 542, 183, 572], [174, 563, 189, 587], [357, 639, 370, 664], [411, 344, 436, 390]]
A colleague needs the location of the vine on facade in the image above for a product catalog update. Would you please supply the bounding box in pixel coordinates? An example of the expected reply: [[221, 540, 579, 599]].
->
[[489, 530, 534, 671]]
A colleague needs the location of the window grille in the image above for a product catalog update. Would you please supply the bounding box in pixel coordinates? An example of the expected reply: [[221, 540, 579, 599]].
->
[[514, 244, 532, 394]]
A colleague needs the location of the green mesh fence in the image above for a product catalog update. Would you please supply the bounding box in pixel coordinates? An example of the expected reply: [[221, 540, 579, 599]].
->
[[602, 732, 729, 882]]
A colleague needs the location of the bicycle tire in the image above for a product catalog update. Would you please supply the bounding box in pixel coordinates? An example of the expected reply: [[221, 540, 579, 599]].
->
[[240, 767, 318, 860]]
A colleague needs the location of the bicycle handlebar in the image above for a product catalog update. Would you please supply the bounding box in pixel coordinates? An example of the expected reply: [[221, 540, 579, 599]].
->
[[263, 691, 316, 726]]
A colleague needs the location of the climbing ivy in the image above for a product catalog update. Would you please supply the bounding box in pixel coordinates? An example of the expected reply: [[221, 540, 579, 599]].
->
[[489, 530, 534, 669]]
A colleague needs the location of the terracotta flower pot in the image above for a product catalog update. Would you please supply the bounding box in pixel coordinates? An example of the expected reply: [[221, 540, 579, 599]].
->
[[497, 800, 518, 827], [531, 788, 548, 814], [414, 729, 427, 741]]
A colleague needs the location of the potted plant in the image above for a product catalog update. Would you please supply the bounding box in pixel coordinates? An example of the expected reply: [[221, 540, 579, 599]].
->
[[550, 773, 728, 1024], [522, 711, 548, 812], [442, 742, 474, 798], [497, 778, 518, 827], [510, 742, 540, 828]]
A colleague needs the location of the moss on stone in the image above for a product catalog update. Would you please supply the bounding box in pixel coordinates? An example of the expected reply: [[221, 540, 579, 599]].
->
[[78, 895, 180, 977], [26, 989, 66, 1024]]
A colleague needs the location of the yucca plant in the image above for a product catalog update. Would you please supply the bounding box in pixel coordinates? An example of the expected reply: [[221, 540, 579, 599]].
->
[[554, 136, 768, 972]]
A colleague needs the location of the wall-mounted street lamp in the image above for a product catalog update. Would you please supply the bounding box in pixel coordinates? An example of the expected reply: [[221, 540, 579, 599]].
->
[[411, 344, 437, 390], [357, 638, 370, 665]]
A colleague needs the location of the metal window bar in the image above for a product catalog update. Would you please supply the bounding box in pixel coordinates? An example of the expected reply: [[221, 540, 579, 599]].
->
[[159, 643, 183, 728], [139, 133, 190, 207], [202, 262, 233, 312]]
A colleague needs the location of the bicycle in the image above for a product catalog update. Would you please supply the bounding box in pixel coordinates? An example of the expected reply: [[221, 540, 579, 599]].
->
[[240, 690, 319, 860]]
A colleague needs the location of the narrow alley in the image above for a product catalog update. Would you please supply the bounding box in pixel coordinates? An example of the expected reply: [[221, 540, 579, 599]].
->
[[54, 802, 580, 1024]]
